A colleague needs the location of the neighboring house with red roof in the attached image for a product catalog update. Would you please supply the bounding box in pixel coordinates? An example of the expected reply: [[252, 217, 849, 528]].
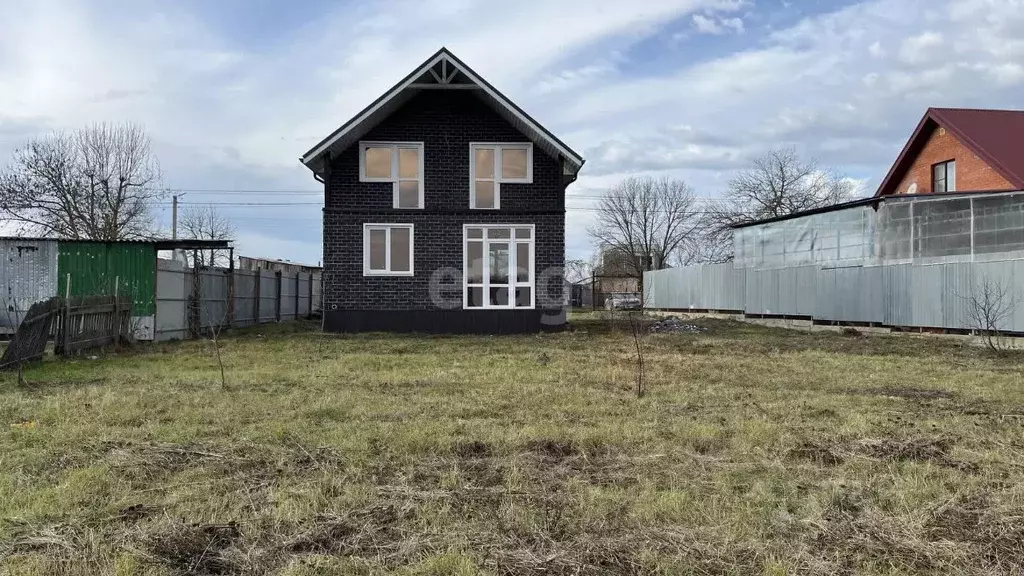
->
[[875, 107, 1024, 197]]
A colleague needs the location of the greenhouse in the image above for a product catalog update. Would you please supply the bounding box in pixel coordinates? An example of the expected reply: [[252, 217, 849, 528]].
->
[[733, 190, 1024, 270]]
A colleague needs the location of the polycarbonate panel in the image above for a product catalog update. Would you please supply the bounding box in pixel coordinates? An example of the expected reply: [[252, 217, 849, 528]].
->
[[973, 194, 1024, 255], [914, 198, 971, 259]]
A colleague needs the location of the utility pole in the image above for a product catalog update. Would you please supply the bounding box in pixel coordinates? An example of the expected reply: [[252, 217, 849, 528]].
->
[[171, 195, 179, 240]]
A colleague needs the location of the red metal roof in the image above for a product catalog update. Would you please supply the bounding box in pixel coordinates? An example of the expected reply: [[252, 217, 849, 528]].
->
[[875, 107, 1024, 197]]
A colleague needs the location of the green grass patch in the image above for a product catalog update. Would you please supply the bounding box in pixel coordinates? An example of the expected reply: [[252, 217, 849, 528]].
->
[[1, 316, 1024, 574]]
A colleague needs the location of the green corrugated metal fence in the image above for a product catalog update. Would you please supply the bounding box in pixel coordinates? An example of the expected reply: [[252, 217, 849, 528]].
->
[[56, 242, 157, 316]]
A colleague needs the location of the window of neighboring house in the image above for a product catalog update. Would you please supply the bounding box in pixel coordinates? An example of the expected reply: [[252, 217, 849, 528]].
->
[[359, 142, 424, 209], [363, 224, 414, 276], [464, 225, 534, 308], [933, 160, 956, 193], [469, 143, 533, 209]]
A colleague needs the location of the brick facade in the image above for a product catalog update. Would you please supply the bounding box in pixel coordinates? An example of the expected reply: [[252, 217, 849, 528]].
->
[[892, 124, 1014, 195], [321, 90, 567, 332]]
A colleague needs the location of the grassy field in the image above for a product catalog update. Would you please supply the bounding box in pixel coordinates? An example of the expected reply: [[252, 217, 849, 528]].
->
[[2, 315, 1024, 575]]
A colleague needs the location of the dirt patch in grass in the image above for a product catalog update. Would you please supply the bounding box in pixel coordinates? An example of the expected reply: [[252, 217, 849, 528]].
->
[[525, 438, 580, 463], [452, 439, 492, 459], [925, 496, 1024, 570], [855, 386, 956, 401], [142, 521, 242, 575], [282, 504, 418, 559], [857, 437, 977, 472], [788, 441, 844, 466]]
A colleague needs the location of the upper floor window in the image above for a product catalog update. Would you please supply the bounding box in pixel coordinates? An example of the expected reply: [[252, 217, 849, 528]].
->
[[933, 160, 956, 193], [469, 143, 533, 209], [359, 142, 424, 209]]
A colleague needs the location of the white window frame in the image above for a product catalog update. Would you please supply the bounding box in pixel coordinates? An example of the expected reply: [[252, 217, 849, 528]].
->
[[363, 223, 415, 276], [468, 143, 533, 210], [462, 224, 535, 309], [358, 141, 425, 209]]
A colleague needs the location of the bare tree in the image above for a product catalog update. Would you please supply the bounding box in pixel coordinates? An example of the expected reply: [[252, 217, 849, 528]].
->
[[962, 277, 1018, 352], [726, 147, 854, 220], [0, 123, 164, 239], [675, 224, 734, 266], [564, 258, 593, 284], [178, 205, 236, 267], [702, 147, 855, 258], [589, 176, 702, 293]]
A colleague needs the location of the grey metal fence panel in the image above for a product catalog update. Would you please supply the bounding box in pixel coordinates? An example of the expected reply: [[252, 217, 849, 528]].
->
[[233, 270, 258, 327], [883, 264, 913, 326], [199, 268, 229, 328], [259, 272, 277, 323], [0, 239, 59, 331], [644, 264, 744, 311], [297, 273, 311, 317], [649, 258, 1024, 332], [815, 266, 884, 323], [941, 262, 974, 330], [971, 260, 1024, 332], [280, 273, 297, 321], [911, 264, 943, 328], [155, 259, 187, 341], [312, 272, 323, 313], [744, 268, 762, 314], [743, 266, 815, 316]]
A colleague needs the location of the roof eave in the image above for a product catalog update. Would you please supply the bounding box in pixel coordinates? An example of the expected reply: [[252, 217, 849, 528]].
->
[[873, 109, 938, 197]]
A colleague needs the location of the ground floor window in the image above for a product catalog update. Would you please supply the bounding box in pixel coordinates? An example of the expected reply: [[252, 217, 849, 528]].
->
[[464, 225, 534, 309], [363, 223, 413, 276]]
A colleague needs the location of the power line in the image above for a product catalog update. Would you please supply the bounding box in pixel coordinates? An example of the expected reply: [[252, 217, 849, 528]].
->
[[165, 187, 726, 202]]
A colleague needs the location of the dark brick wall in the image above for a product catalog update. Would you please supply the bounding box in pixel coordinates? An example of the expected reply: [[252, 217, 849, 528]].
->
[[321, 90, 567, 327]]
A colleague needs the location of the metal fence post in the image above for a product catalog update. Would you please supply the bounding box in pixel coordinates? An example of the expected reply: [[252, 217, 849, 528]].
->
[[295, 272, 300, 320], [227, 248, 235, 329], [275, 270, 282, 322], [307, 272, 314, 319], [253, 270, 261, 324]]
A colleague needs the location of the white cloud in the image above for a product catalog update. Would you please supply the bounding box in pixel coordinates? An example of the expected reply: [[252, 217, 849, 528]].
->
[[2, 0, 1024, 263], [692, 13, 745, 34], [898, 31, 943, 64]]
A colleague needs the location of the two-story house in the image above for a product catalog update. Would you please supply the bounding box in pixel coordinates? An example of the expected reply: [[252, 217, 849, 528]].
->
[[300, 48, 584, 333], [875, 107, 1024, 196]]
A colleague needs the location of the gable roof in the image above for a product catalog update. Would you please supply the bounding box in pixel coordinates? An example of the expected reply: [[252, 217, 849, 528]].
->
[[875, 107, 1024, 197], [300, 47, 585, 178]]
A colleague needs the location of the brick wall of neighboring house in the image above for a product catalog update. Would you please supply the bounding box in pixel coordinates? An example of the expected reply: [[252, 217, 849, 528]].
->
[[321, 90, 567, 331], [892, 125, 1015, 194]]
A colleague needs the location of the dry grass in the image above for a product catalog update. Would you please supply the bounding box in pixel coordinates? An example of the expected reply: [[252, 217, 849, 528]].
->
[[2, 315, 1024, 575]]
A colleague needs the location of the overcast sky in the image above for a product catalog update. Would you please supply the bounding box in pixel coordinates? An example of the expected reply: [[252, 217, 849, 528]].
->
[[1, 0, 1022, 262]]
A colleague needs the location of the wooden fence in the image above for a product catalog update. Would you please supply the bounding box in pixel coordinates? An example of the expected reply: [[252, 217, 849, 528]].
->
[[55, 295, 133, 356], [0, 295, 132, 369], [0, 297, 61, 370]]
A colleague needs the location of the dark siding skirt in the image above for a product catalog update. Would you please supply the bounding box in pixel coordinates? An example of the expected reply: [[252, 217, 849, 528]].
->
[[324, 309, 567, 334]]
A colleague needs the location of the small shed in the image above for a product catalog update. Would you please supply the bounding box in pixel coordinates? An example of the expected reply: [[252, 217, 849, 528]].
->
[[0, 238, 60, 332], [54, 239, 231, 340]]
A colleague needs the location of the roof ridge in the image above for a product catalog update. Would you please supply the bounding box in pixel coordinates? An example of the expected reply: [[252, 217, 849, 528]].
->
[[930, 106, 1024, 113]]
